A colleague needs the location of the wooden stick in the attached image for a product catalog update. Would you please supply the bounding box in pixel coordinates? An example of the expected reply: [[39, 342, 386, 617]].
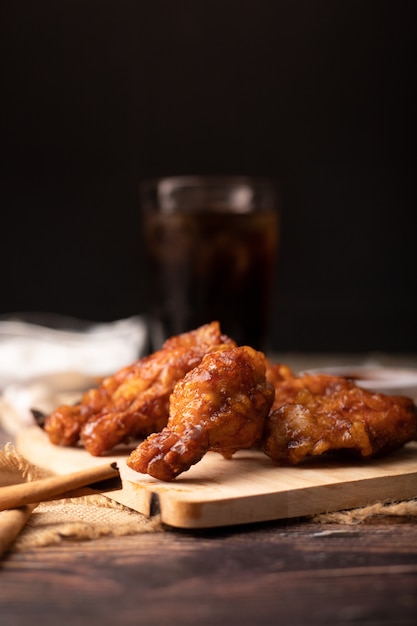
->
[[0, 462, 120, 511], [0, 503, 38, 557]]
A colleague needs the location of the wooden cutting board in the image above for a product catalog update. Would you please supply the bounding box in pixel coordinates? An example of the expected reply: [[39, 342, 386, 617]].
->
[[16, 426, 417, 529]]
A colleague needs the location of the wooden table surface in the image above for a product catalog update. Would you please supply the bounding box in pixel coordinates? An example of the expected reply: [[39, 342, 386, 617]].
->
[[1, 429, 417, 626], [1, 509, 416, 626], [1, 354, 417, 625]]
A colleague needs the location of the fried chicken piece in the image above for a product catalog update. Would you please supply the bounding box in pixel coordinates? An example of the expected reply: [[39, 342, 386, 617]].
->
[[127, 346, 275, 480], [44, 321, 235, 455], [262, 373, 417, 465], [265, 360, 295, 389]]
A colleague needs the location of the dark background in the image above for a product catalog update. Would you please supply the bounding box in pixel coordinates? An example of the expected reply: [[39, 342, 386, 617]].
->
[[1, 0, 416, 353]]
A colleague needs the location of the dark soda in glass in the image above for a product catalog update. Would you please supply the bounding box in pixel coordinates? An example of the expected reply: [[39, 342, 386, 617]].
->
[[141, 177, 279, 351]]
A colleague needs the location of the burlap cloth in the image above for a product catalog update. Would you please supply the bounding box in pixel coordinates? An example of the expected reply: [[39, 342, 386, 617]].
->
[[0, 444, 163, 552], [1, 444, 416, 553]]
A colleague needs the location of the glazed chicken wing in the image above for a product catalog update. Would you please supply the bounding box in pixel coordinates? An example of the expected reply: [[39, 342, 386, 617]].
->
[[44, 321, 235, 455], [262, 373, 417, 464], [265, 361, 295, 389], [127, 345, 275, 480]]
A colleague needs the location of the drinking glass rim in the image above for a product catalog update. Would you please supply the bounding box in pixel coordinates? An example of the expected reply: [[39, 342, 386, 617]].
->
[[140, 174, 277, 193]]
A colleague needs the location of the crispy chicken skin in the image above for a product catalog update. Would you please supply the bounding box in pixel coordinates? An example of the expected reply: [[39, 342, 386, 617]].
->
[[265, 361, 295, 390], [44, 321, 235, 455], [44, 320, 417, 476], [262, 373, 417, 465], [126, 346, 275, 481]]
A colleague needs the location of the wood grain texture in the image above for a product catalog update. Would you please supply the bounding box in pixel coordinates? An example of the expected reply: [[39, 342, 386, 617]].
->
[[1, 521, 417, 626], [16, 426, 417, 529]]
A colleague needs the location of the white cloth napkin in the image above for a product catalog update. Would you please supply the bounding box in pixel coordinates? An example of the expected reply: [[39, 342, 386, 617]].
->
[[0, 314, 148, 434]]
